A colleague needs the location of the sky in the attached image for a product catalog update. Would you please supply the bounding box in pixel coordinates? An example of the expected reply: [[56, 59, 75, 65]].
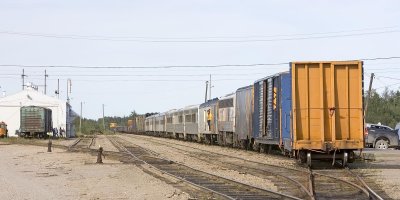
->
[[0, 0, 399, 119]]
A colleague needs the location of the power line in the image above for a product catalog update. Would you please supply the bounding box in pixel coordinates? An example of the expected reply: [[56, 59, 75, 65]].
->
[[361, 56, 400, 61], [0, 72, 272, 77], [1, 56, 400, 69], [376, 75, 400, 81], [1, 26, 396, 40], [0, 29, 398, 43], [375, 82, 400, 89], [0, 63, 289, 69]]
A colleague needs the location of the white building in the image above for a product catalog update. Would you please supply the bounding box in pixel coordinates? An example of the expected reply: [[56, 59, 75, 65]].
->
[[0, 87, 77, 137]]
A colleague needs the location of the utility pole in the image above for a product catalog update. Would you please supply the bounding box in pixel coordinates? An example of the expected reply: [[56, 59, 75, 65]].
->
[[209, 74, 212, 100], [102, 104, 105, 131], [79, 101, 83, 133], [44, 70, 48, 95], [364, 73, 375, 116], [205, 81, 208, 102], [21, 69, 26, 90], [67, 79, 71, 103], [57, 79, 60, 98]]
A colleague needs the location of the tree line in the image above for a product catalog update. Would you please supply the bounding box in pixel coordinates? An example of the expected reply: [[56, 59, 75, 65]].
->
[[366, 88, 400, 128], [73, 110, 158, 135]]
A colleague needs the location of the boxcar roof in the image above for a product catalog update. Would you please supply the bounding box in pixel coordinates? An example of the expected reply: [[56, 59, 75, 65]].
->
[[254, 71, 289, 83], [183, 104, 199, 110], [236, 85, 252, 92], [199, 98, 219, 108], [219, 92, 235, 100]]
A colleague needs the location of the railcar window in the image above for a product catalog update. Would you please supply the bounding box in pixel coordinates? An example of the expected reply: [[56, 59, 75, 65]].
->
[[185, 115, 192, 123], [167, 117, 172, 124], [219, 98, 234, 108], [179, 116, 183, 123], [191, 113, 196, 123]]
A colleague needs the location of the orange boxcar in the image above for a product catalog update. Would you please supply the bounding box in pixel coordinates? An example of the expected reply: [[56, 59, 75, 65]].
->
[[291, 61, 364, 166]]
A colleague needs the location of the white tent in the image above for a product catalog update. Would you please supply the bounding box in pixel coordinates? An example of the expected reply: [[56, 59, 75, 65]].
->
[[0, 88, 76, 137]]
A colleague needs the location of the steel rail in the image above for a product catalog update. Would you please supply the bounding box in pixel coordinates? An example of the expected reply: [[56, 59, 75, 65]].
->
[[124, 133, 385, 200], [345, 167, 384, 200], [109, 136, 302, 200], [68, 138, 82, 150], [122, 134, 314, 199], [88, 135, 96, 148], [107, 136, 234, 200]]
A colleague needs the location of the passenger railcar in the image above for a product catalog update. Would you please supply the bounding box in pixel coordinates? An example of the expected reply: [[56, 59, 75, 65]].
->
[[154, 113, 166, 136], [165, 109, 176, 138], [235, 85, 254, 149], [217, 93, 236, 146], [183, 105, 200, 141], [173, 109, 185, 139], [198, 98, 219, 144], [145, 115, 155, 134]]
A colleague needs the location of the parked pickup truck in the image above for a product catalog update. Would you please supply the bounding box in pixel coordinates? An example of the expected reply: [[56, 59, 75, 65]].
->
[[365, 123, 399, 149]]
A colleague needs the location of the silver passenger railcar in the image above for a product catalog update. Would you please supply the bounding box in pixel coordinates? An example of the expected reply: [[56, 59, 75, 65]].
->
[[183, 105, 199, 141], [145, 114, 156, 134], [217, 93, 236, 146], [198, 98, 219, 144], [165, 109, 176, 138], [173, 108, 185, 139], [154, 113, 166, 136], [235, 85, 254, 149]]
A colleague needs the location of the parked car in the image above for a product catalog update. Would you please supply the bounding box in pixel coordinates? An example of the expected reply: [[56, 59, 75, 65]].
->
[[365, 123, 399, 149]]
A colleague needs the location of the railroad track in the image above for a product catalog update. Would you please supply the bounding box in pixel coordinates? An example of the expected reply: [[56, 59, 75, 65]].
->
[[68, 135, 96, 150], [121, 134, 387, 200], [121, 134, 313, 198], [108, 136, 302, 200], [310, 165, 386, 200]]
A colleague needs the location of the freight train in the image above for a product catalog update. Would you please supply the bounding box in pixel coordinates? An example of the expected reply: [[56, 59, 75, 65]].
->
[[126, 61, 365, 167]]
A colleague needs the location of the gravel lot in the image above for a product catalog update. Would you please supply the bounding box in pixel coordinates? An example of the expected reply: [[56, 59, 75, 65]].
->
[[354, 148, 400, 200], [0, 143, 189, 200]]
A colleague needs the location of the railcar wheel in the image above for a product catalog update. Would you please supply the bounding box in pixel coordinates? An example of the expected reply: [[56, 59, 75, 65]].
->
[[259, 144, 265, 153], [297, 151, 307, 164], [348, 151, 355, 163], [342, 152, 348, 167], [306, 152, 312, 167], [253, 142, 260, 152]]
